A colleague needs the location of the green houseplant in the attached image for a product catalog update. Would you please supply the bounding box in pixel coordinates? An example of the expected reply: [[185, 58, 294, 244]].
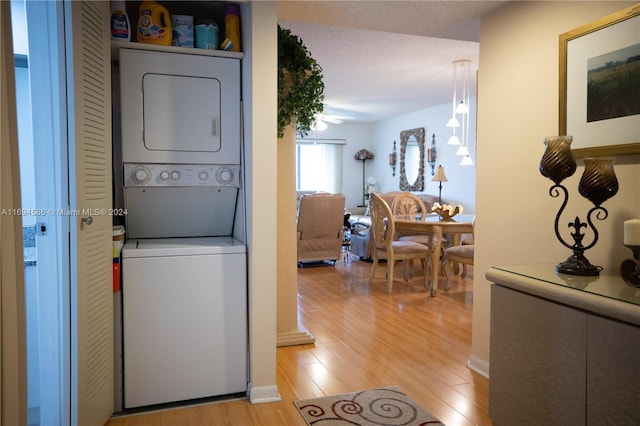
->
[[278, 25, 325, 138]]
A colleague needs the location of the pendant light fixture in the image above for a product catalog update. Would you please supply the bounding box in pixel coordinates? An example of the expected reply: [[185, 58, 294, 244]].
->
[[446, 60, 462, 146], [446, 59, 474, 166]]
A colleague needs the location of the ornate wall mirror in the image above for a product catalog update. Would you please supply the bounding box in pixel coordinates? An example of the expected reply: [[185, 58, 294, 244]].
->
[[399, 127, 425, 191]]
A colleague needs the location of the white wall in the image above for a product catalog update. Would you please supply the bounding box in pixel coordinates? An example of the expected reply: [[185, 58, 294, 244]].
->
[[372, 101, 477, 212], [243, 1, 280, 402], [472, 1, 639, 376]]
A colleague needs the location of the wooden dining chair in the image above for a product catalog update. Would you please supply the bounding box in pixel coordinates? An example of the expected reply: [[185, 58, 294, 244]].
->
[[391, 192, 430, 246], [369, 192, 430, 293], [391, 192, 432, 279], [391, 192, 452, 276], [443, 218, 475, 291]]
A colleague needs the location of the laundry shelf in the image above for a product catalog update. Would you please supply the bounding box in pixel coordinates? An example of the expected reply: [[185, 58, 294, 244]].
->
[[111, 40, 244, 61]]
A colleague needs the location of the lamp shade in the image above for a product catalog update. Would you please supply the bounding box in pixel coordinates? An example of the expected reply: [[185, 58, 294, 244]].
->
[[432, 165, 448, 182], [456, 145, 469, 156], [460, 155, 474, 166], [312, 119, 328, 131], [355, 149, 374, 161], [446, 117, 460, 128], [455, 101, 469, 114], [447, 135, 461, 145]]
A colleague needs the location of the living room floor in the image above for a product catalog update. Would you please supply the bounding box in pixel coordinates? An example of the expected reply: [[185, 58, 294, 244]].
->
[[107, 259, 489, 425], [285, 259, 489, 425]]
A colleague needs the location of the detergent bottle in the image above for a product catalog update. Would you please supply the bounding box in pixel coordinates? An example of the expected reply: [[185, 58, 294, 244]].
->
[[220, 4, 241, 52], [110, 1, 131, 41], [137, 1, 172, 45]]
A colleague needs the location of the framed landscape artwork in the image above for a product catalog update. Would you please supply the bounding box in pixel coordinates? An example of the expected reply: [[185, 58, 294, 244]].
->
[[559, 4, 640, 157]]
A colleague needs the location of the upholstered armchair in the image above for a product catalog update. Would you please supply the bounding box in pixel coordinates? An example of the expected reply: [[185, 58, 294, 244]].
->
[[297, 192, 346, 266]]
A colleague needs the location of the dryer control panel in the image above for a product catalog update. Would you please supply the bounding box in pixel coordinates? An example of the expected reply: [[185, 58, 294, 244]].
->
[[124, 163, 240, 187]]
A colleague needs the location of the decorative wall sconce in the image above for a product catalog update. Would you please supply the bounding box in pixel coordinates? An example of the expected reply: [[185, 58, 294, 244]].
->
[[539, 135, 619, 276], [355, 149, 375, 207], [389, 141, 397, 177], [427, 134, 437, 176]]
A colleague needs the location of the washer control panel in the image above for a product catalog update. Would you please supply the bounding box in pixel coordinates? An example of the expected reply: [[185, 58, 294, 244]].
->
[[124, 163, 240, 187]]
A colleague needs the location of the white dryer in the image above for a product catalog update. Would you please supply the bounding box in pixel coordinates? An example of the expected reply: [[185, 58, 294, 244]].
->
[[119, 48, 241, 165], [118, 47, 243, 239]]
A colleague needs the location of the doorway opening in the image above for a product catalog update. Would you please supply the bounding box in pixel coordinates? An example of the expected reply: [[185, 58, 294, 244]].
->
[[10, 1, 69, 424]]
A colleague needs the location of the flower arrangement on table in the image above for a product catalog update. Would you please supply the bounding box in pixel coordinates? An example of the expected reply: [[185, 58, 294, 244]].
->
[[431, 202, 463, 221], [365, 176, 378, 199], [362, 176, 378, 215]]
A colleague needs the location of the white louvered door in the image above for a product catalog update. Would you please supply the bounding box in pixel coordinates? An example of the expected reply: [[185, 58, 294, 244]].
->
[[65, 1, 114, 425]]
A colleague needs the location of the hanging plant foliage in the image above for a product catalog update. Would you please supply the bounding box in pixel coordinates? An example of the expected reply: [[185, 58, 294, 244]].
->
[[278, 25, 325, 138]]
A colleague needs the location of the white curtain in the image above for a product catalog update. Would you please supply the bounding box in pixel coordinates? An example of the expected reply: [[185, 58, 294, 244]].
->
[[296, 140, 344, 194], [0, 2, 27, 424]]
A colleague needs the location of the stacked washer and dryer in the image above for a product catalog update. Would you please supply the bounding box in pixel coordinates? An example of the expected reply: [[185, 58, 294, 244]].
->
[[117, 48, 247, 409]]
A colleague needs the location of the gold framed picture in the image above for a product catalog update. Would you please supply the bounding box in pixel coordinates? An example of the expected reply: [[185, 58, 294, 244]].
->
[[559, 4, 640, 157]]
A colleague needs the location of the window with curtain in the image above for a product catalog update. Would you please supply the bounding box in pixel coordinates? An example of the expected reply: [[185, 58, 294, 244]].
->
[[296, 139, 345, 194]]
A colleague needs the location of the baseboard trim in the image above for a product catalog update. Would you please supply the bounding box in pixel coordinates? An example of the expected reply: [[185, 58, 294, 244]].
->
[[248, 384, 281, 404], [276, 327, 315, 347], [467, 354, 490, 379]]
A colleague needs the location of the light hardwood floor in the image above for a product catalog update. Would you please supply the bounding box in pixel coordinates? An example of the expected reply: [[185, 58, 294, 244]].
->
[[106, 259, 490, 425]]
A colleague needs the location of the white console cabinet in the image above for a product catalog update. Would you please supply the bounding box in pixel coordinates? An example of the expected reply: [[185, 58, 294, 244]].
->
[[487, 265, 640, 426]]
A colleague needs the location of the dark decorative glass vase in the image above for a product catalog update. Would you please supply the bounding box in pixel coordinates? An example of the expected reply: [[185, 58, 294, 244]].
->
[[578, 158, 619, 207], [539, 136, 576, 184]]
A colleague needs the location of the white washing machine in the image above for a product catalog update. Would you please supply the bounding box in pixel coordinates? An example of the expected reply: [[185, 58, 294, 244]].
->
[[116, 47, 248, 409], [122, 237, 247, 409]]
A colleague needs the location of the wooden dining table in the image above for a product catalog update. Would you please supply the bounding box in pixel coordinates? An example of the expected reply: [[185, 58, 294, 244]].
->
[[394, 213, 475, 296]]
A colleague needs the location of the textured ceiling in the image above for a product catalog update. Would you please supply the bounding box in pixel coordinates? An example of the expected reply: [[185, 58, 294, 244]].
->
[[278, 1, 509, 123]]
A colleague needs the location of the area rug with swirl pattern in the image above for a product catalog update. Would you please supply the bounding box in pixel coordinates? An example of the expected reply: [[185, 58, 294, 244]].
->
[[294, 386, 445, 425]]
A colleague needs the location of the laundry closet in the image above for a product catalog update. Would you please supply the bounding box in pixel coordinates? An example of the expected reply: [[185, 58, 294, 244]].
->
[[111, 1, 248, 411]]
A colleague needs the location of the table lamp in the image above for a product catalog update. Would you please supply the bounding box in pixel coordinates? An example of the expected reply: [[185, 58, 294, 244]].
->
[[432, 165, 448, 205]]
